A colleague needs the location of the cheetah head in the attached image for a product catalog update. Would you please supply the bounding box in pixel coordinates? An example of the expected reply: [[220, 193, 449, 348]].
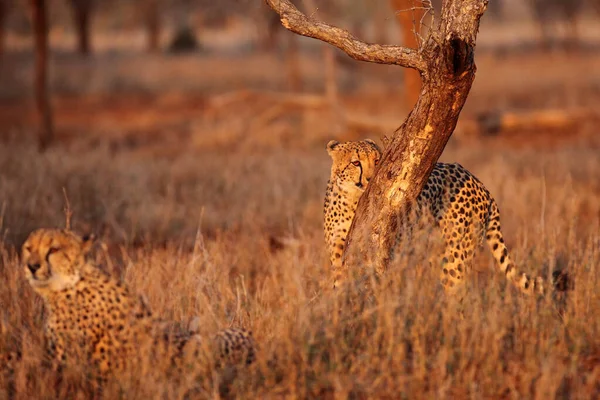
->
[[21, 229, 95, 293], [327, 139, 382, 192]]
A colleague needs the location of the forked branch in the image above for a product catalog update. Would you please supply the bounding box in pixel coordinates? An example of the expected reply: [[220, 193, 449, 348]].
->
[[265, 0, 490, 288], [264, 0, 427, 73]]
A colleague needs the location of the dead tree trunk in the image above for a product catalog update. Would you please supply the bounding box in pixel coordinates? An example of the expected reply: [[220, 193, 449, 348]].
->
[[0, 1, 6, 57], [390, 0, 424, 109], [68, 0, 93, 55], [30, 0, 54, 151], [265, 0, 486, 277], [145, 0, 160, 52]]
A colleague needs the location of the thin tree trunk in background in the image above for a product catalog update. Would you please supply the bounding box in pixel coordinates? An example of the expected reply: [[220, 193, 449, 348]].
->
[[31, 0, 53, 151], [0, 1, 6, 57], [323, 45, 337, 105], [69, 0, 92, 55], [286, 33, 301, 91], [487, 0, 502, 19], [261, 9, 281, 51], [565, 12, 580, 50], [390, 0, 424, 109], [374, 2, 389, 44], [146, 0, 160, 52], [302, 0, 338, 106]]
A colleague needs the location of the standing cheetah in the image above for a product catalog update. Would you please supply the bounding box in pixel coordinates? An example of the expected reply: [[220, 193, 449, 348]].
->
[[21, 228, 255, 379], [324, 139, 546, 295]]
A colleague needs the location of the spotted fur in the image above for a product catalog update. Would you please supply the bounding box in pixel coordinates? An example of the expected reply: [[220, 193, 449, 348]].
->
[[324, 139, 545, 295], [22, 228, 255, 378]]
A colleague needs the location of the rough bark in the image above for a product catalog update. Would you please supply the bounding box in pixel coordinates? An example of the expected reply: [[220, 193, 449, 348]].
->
[[345, 0, 485, 275], [69, 0, 93, 55], [265, 0, 487, 278], [31, 0, 54, 151], [390, 0, 424, 109]]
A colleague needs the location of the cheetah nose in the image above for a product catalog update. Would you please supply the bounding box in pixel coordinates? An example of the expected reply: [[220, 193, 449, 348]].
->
[[355, 182, 363, 188], [27, 263, 41, 274]]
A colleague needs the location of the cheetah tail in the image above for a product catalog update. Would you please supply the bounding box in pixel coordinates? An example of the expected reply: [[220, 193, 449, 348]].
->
[[485, 200, 544, 296]]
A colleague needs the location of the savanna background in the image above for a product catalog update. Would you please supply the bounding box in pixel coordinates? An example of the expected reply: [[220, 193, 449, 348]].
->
[[0, 0, 599, 398]]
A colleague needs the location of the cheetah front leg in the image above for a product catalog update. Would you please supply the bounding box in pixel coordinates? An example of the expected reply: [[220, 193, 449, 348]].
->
[[325, 214, 352, 289], [44, 329, 66, 372], [330, 240, 346, 289]]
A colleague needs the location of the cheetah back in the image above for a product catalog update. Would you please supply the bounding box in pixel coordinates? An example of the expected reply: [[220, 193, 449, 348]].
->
[[323, 140, 544, 295]]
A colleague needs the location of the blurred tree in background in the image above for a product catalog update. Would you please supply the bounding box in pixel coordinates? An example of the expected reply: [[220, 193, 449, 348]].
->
[[30, 0, 53, 150], [528, 0, 585, 49], [390, 0, 426, 109], [1, 0, 597, 56], [68, 0, 94, 54], [145, 0, 160, 52], [0, 0, 7, 56], [0, 0, 597, 155]]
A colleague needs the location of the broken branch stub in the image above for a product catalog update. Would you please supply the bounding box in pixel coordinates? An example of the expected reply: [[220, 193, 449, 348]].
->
[[264, 0, 488, 281]]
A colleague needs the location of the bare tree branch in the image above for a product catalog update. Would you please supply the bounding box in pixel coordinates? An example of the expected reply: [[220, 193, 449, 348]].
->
[[268, 0, 487, 284], [31, 0, 54, 151], [264, 0, 427, 73], [265, 0, 532, 294]]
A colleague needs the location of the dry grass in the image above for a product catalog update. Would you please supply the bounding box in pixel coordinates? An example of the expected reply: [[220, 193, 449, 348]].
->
[[0, 131, 598, 399], [1, 7, 600, 398]]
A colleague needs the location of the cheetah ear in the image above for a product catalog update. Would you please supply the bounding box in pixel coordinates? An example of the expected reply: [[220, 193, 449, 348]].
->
[[364, 138, 382, 153], [326, 140, 340, 157], [81, 233, 96, 254]]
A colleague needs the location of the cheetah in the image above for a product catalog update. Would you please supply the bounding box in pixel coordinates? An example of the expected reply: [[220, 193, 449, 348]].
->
[[324, 139, 546, 295], [21, 228, 255, 379]]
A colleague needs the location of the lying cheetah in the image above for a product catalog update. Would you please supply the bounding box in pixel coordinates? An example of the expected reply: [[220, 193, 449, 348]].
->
[[22, 228, 255, 378], [324, 139, 546, 295]]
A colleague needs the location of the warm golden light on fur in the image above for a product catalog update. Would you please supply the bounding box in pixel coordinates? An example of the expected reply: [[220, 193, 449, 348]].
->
[[18, 228, 255, 386]]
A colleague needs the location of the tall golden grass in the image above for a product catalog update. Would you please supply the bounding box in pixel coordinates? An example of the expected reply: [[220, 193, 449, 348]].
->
[[0, 135, 598, 399]]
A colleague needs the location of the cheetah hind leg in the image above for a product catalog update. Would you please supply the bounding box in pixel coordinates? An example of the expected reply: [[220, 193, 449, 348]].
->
[[438, 230, 471, 297], [438, 242, 471, 316], [435, 212, 478, 317]]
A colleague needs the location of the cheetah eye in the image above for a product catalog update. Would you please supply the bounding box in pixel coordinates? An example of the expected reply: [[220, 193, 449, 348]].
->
[[351, 161, 361, 167], [47, 247, 60, 256], [374, 159, 380, 166]]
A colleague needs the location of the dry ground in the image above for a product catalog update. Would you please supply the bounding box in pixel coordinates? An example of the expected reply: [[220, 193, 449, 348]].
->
[[0, 21, 600, 399]]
